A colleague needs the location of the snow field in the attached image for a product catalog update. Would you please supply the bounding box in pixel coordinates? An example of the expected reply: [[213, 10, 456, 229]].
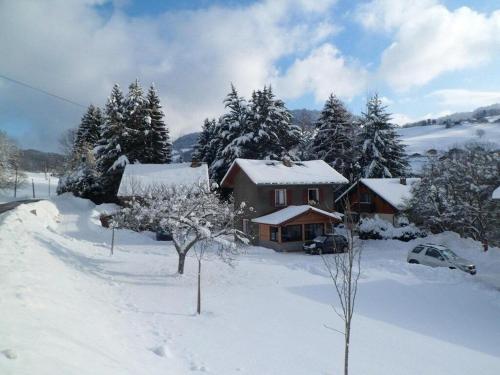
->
[[398, 122, 500, 154], [1, 196, 500, 374], [0, 172, 59, 203]]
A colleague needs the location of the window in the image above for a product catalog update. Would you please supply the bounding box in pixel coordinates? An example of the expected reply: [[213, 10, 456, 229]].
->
[[270, 226, 279, 242], [308, 188, 319, 203], [426, 248, 442, 259], [275, 189, 287, 206], [242, 219, 249, 234], [360, 192, 371, 203], [282, 225, 302, 242], [305, 223, 324, 240], [412, 245, 424, 254]]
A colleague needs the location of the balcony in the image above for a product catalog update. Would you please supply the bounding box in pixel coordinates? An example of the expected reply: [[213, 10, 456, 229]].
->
[[350, 202, 375, 213]]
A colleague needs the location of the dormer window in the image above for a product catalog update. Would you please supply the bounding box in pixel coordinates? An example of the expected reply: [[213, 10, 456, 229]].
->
[[275, 189, 287, 206], [308, 188, 319, 204]]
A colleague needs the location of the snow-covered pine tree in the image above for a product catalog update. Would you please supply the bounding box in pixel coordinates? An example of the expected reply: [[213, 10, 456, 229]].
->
[[146, 85, 172, 164], [74, 104, 103, 152], [356, 94, 408, 178], [193, 118, 219, 166], [95, 84, 129, 200], [58, 104, 104, 199], [211, 85, 249, 182], [245, 86, 300, 160], [311, 94, 358, 180], [124, 79, 149, 163]]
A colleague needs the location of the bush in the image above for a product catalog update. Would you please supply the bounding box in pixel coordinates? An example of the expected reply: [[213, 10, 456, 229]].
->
[[358, 216, 426, 242]]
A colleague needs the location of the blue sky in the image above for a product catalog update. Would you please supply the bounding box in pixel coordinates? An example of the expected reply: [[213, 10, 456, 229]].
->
[[1, 0, 500, 151]]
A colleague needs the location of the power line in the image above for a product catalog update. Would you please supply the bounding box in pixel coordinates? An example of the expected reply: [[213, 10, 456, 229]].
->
[[0, 73, 87, 108]]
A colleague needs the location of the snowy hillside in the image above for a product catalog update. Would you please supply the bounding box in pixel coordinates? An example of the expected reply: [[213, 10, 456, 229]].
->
[[1, 196, 500, 374], [398, 121, 500, 155]]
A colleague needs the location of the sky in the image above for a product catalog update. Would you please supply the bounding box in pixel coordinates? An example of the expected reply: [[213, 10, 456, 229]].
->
[[1, 0, 500, 152]]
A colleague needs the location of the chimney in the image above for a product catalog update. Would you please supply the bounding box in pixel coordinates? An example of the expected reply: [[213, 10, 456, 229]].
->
[[282, 156, 293, 167], [400, 177, 407, 185]]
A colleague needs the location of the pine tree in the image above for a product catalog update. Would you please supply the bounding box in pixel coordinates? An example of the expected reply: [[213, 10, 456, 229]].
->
[[245, 86, 300, 160], [124, 79, 148, 163], [74, 104, 103, 152], [356, 94, 408, 178], [58, 104, 104, 199], [146, 85, 172, 163], [211, 85, 249, 182], [311, 94, 358, 180], [193, 118, 218, 166], [95, 84, 129, 199]]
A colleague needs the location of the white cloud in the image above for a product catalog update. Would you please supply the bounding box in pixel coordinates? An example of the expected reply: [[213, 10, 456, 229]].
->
[[275, 44, 367, 102], [357, 0, 500, 90], [1, 0, 363, 151], [428, 89, 500, 110]]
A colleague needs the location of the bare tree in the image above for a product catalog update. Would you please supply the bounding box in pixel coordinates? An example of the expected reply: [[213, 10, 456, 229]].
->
[[321, 201, 361, 375], [114, 182, 249, 275]]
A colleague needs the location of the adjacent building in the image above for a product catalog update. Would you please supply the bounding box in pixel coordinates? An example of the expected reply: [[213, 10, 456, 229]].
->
[[117, 162, 209, 199], [220, 158, 348, 251], [335, 177, 420, 226]]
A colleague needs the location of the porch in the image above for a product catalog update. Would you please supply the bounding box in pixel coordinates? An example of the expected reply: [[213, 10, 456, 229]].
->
[[251, 205, 342, 252]]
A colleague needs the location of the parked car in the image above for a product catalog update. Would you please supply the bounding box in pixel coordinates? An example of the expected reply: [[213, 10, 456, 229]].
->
[[303, 234, 348, 255], [407, 244, 476, 275], [156, 228, 173, 241]]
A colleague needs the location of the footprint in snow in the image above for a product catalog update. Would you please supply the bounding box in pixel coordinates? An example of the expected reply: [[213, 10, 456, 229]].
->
[[1, 349, 18, 360], [190, 363, 208, 372], [151, 345, 173, 358]]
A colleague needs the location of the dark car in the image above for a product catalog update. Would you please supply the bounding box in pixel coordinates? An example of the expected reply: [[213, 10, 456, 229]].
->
[[303, 234, 348, 255], [156, 228, 173, 241]]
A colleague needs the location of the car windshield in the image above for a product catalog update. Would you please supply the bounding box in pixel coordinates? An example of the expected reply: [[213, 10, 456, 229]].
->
[[313, 236, 327, 243], [440, 248, 458, 259]]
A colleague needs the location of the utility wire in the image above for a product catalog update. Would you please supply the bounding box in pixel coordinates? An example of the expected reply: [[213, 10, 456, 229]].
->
[[0, 73, 86, 108]]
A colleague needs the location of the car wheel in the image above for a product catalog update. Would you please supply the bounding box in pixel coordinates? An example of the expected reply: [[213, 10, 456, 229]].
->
[[408, 259, 419, 264]]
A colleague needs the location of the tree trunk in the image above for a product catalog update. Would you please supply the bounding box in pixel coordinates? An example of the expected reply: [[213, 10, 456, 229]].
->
[[177, 252, 187, 274], [197, 258, 201, 315], [344, 324, 350, 375]]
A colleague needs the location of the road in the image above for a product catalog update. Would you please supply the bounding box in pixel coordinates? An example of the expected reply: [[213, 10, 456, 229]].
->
[[0, 199, 41, 215]]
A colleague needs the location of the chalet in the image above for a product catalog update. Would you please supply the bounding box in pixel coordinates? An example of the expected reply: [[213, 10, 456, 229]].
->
[[336, 177, 420, 226], [220, 158, 348, 251], [117, 162, 209, 199]]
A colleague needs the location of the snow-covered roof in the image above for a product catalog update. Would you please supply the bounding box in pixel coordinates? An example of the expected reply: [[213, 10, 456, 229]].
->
[[360, 178, 420, 209], [251, 205, 342, 225], [493, 186, 500, 200], [221, 159, 348, 187], [117, 163, 209, 197]]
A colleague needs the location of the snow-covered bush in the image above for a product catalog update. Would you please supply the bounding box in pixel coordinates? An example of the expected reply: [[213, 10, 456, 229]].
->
[[358, 216, 426, 241]]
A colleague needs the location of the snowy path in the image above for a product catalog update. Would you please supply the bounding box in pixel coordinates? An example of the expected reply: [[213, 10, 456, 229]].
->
[[1, 196, 500, 374]]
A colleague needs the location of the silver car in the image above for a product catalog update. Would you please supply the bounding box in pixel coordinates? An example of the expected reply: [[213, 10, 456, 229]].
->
[[407, 244, 476, 275]]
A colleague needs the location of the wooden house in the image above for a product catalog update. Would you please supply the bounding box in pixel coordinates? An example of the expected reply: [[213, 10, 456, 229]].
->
[[220, 158, 348, 251]]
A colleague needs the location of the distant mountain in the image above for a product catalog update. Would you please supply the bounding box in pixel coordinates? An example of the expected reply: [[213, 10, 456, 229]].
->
[[20, 149, 65, 172], [403, 103, 500, 128], [172, 133, 200, 162]]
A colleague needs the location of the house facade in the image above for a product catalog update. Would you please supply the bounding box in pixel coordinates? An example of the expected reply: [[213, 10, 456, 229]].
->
[[220, 159, 348, 251], [336, 177, 420, 226]]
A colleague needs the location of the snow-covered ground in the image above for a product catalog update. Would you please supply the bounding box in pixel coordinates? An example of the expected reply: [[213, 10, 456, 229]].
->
[[398, 122, 500, 154], [1, 196, 500, 374], [0, 172, 58, 203]]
